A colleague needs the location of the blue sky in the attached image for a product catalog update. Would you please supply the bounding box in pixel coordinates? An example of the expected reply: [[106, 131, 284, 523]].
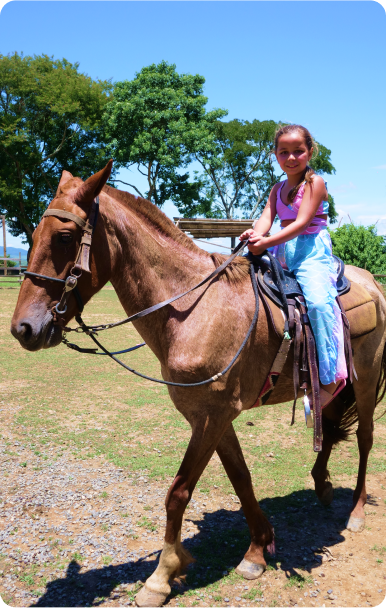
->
[[1, 0, 385, 251]]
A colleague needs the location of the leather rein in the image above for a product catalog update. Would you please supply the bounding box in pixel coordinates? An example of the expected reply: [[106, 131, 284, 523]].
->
[[23, 198, 260, 387]]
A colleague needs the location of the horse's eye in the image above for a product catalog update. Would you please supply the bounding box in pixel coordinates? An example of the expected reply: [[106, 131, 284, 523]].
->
[[60, 233, 73, 244]]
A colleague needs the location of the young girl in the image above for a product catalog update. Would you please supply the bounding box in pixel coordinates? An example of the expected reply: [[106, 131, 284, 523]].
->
[[240, 124, 347, 406]]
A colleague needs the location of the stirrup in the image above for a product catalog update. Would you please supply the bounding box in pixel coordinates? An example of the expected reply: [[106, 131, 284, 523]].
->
[[303, 392, 313, 428], [308, 379, 347, 411]]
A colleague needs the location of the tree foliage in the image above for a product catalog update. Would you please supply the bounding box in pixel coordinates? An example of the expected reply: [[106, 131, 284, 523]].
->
[[0, 53, 114, 244], [329, 224, 386, 282], [103, 60, 227, 207], [182, 118, 338, 221]]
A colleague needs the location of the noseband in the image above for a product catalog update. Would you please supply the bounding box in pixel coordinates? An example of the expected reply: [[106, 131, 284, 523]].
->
[[24, 197, 100, 317]]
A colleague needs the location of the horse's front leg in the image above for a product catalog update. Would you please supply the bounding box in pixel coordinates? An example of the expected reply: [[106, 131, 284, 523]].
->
[[135, 410, 233, 607], [216, 423, 273, 580]]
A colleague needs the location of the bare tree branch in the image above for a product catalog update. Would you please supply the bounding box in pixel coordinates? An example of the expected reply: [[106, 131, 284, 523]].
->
[[108, 179, 144, 198]]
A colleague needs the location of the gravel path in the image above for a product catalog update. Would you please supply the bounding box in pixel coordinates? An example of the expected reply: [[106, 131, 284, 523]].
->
[[0, 433, 248, 607], [1, 430, 386, 608]]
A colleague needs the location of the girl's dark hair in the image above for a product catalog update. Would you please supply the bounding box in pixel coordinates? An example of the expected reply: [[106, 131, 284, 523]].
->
[[274, 124, 319, 203]]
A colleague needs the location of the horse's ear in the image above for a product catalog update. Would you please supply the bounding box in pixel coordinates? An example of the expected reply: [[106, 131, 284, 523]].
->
[[56, 170, 74, 195], [75, 160, 113, 207]]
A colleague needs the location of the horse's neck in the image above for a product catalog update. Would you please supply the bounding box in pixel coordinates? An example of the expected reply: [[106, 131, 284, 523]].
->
[[101, 193, 212, 318]]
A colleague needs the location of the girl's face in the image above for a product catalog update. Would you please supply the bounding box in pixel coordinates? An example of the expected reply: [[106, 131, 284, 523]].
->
[[275, 132, 313, 178]]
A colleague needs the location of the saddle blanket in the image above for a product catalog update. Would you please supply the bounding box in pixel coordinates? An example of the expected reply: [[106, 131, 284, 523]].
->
[[262, 278, 376, 341]]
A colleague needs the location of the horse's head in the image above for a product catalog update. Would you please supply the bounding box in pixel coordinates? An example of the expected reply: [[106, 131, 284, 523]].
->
[[11, 161, 113, 351]]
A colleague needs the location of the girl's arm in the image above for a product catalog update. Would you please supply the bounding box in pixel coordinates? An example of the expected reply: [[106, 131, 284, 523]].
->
[[239, 183, 279, 242], [244, 176, 327, 255]]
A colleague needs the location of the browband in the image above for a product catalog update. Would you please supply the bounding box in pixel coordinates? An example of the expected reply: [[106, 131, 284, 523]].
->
[[43, 209, 90, 231], [42, 198, 99, 273]]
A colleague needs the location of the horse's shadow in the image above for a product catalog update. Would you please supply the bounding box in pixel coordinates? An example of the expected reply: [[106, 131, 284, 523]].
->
[[31, 485, 364, 606]]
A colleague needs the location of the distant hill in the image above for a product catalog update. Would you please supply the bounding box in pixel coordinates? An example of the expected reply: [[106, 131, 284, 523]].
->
[[0, 246, 28, 262]]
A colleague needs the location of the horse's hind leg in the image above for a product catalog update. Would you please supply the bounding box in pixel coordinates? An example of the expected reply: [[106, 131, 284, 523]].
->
[[346, 336, 385, 532], [311, 399, 345, 506], [216, 424, 273, 580], [346, 387, 377, 532], [345, 418, 374, 532], [136, 411, 233, 608]]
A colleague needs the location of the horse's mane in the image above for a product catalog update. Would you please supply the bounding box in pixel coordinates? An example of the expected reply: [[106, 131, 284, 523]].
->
[[103, 184, 251, 284]]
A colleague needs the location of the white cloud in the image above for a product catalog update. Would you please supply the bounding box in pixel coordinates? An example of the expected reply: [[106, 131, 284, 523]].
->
[[357, 215, 386, 223], [336, 204, 364, 211], [328, 182, 356, 195], [356, 216, 386, 235], [373, 164, 386, 170]]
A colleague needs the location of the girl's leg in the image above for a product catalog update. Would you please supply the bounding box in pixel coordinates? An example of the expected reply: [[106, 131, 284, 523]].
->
[[288, 235, 347, 387]]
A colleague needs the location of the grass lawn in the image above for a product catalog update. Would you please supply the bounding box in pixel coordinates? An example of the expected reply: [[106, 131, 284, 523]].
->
[[2, 283, 385, 494]]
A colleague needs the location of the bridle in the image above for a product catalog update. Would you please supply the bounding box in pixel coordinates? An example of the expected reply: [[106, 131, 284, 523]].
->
[[23, 197, 260, 387], [24, 197, 100, 317]]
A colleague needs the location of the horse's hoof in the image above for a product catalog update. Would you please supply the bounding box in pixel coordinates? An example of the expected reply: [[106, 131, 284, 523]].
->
[[135, 585, 168, 607], [346, 516, 365, 533], [317, 482, 334, 506], [235, 558, 265, 580]]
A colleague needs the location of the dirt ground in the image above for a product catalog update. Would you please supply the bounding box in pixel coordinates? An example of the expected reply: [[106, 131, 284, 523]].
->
[[0, 430, 385, 608]]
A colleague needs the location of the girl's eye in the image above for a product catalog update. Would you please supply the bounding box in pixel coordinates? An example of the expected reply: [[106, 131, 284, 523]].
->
[[60, 233, 73, 244]]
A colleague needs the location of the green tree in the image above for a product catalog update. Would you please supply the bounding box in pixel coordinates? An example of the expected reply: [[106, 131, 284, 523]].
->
[[329, 224, 386, 282], [102, 60, 227, 207], [0, 53, 114, 245], [186, 119, 337, 222]]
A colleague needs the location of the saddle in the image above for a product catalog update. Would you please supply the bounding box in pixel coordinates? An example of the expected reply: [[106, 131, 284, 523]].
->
[[247, 252, 377, 452], [252, 252, 377, 341]]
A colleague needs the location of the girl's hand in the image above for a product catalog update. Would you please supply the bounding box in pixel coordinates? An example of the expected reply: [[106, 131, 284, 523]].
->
[[247, 234, 268, 256], [239, 228, 256, 241], [239, 229, 268, 255]]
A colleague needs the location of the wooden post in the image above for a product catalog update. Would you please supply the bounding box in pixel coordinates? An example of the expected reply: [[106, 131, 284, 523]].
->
[[1, 215, 6, 277]]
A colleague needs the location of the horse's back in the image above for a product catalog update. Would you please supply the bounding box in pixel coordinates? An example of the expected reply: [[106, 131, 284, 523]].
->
[[345, 265, 386, 310], [343, 266, 386, 379]]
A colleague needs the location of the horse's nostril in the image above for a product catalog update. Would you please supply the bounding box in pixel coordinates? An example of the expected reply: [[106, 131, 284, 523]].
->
[[19, 322, 33, 343]]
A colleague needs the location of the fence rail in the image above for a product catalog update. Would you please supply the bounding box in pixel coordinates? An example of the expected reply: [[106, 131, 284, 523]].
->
[[0, 254, 25, 286]]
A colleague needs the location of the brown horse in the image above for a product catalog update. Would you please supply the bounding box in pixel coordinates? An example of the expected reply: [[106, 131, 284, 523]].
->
[[11, 162, 386, 607]]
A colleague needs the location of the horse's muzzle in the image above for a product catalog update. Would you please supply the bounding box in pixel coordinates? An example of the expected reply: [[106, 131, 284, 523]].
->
[[11, 313, 62, 351]]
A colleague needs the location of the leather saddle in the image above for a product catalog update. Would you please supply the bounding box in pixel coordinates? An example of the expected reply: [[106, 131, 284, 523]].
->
[[246, 249, 376, 451], [247, 251, 376, 341], [247, 252, 350, 309]]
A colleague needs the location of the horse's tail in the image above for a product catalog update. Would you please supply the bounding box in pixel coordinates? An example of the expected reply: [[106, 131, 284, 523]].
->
[[374, 340, 386, 420], [324, 340, 386, 445]]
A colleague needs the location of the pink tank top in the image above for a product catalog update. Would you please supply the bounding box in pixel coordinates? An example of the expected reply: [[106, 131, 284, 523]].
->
[[276, 181, 328, 235]]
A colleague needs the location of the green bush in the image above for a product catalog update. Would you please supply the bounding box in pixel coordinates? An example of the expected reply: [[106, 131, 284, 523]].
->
[[329, 224, 386, 283]]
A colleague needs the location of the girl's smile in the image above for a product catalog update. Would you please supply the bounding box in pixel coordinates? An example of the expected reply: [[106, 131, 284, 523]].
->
[[275, 132, 313, 182]]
